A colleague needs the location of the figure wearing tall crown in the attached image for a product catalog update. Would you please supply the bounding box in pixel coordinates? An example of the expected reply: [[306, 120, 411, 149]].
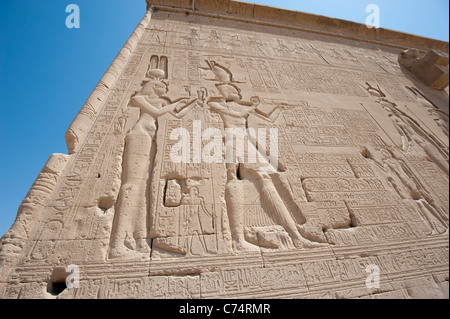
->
[[204, 61, 325, 251], [109, 69, 194, 259]]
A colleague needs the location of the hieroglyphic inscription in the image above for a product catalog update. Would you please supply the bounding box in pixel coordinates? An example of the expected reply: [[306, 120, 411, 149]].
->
[[31, 51, 146, 250], [325, 223, 418, 245], [280, 104, 383, 148], [201, 265, 307, 297]]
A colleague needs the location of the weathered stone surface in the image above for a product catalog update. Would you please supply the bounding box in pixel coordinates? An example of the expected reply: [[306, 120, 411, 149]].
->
[[399, 49, 449, 90], [0, 0, 448, 299]]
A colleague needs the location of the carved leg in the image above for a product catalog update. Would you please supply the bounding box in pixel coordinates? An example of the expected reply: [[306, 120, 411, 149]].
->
[[225, 180, 259, 252], [414, 136, 449, 175], [417, 200, 448, 235], [257, 176, 325, 249], [109, 132, 152, 259], [387, 176, 408, 199]]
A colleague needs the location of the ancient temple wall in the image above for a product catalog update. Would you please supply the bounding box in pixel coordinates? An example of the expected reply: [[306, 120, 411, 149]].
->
[[0, 1, 448, 299]]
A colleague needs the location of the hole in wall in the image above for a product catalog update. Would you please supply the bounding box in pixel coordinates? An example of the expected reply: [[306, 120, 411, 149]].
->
[[48, 281, 67, 296], [98, 196, 115, 212], [47, 267, 68, 296], [236, 164, 243, 181]]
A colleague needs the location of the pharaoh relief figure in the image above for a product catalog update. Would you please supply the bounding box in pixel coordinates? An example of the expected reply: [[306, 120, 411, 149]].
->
[[109, 69, 196, 259], [366, 82, 449, 175], [203, 61, 324, 251]]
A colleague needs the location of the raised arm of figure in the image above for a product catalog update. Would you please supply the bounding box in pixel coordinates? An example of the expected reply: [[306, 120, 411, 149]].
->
[[241, 105, 257, 117], [172, 99, 198, 118], [208, 101, 227, 112], [131, 96, 186, 117]]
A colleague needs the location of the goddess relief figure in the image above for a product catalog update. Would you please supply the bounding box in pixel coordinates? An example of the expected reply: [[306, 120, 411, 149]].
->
[[366, 82, 449, 175], [109, 69, 195, 259], [363, 145, 448, 234]]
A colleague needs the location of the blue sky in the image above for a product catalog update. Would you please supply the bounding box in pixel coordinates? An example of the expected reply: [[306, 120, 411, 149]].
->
[[0, 0, 448, 237]]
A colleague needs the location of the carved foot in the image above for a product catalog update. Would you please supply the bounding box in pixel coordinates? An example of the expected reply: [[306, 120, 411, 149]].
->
[[109, 246, 149, 260], [136, 239, 151, 254], [297, 223, 327, 243], [233, 241, 260, 253], [292, 238, 328, 249]]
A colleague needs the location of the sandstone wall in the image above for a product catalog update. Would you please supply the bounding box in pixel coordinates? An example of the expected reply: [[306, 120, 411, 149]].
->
[[0, 1, 448, 299]]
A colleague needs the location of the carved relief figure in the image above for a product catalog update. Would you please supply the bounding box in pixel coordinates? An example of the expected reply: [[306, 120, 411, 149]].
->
[[406, 86, 450, 138], [363, 145, 448, 234], [205, 30, 222, 49], [274, 39, 291, 57], [181, 187, 214, 254], [183, 29, 200, 46], [109, 69, 194, 259], [181, 187, 213, 234], [428, 108, 450, 138], [226, 35, 242, 51], [384, 103, 449, 175], [293, 43, 307, 59], [205, 62, 323, 251], [366, 82, 449, 175], [247, 36, 269, 57]]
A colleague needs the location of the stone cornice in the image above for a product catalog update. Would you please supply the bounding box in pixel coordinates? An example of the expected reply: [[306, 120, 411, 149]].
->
[[146, 0, 449, 53]]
